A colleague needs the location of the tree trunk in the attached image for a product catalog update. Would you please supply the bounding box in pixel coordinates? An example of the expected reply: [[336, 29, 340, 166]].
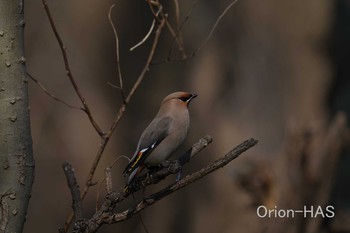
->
[[0, 0, 35, 232]]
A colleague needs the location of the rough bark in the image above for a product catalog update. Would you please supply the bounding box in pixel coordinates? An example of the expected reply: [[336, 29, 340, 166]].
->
[[0, 0, 35, 232]]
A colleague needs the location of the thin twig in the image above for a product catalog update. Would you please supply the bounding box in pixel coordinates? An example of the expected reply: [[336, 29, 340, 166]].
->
[[172, 0, 184, 48], [107, 81, 122, 90], [124, 17, 166, 104], [129, 6, 162, 51], [108, 4, 125, 101], [95, 155, 129, 211], [147, 0, 187, 58], [196, 0, 238, 52], [167, 0, 199, 60], [27, 73, 83, 111], [129, 21, 156, 51], [137, 213, 150, 233], [41, 0, 104, 136], [173, 0, 181, 31], [153, 0, 238, 66]]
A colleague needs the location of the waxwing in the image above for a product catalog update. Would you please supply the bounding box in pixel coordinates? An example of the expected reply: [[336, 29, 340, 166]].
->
[[123, 91, 197, 184]]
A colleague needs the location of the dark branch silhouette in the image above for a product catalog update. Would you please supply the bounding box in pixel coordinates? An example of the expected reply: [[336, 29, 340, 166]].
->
[[62, 136, 258, 233]]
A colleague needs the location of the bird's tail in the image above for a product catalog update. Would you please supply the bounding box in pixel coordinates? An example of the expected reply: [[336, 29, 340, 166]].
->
[[126, 165, 145, 184]]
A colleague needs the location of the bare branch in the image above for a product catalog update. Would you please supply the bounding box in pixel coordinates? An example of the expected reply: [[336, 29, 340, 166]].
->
[[147, 0, 187, 58], [196, 0, 238, 52], [153, 0, 238, 65], [41, 0, 104, 136], [70, 135, 212, 232], [95, 155, 130, 211], [108, 4, 125, 101], [72, 138, 258, 232], [173, 0, 181, 31], [115, 138, 258, 220], [167, 0, 199, 60], [105, 168, 113, 195], [27, 73, 83, 111], [129, 5, 162, 51], [107, 81, 122, 90], [62, 163, 83, 221], [124, 18, 166, 104], [172, 0, 185, 50], [125, 135, 213, 195], [129, 21, 156, 51]]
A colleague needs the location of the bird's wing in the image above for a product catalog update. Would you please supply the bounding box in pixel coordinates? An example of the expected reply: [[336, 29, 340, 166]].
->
[[123, 116, 172, 176]]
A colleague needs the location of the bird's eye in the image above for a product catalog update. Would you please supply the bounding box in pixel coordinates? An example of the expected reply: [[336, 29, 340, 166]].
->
[[178, 97, 188, 102]]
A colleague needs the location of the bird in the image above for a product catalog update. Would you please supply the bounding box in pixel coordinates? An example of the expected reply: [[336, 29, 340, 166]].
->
[[123, 91, 197, 184]]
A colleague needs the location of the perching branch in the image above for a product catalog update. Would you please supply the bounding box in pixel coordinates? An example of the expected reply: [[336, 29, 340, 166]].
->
[[125, 135, 213, 194], [110, 138, 257, 222], [94, 135, 212, 213], [63, 137, 258, 233]]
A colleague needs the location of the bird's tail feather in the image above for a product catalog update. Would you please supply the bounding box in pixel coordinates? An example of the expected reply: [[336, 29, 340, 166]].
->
[[127, 164, 145, 184]]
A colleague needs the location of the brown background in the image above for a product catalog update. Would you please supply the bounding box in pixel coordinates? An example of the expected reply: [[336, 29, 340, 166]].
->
[[24, 0, 350, 232]]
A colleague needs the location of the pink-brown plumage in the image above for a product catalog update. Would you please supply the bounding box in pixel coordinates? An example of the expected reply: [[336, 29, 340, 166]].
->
[[123, 91, 197, 183]]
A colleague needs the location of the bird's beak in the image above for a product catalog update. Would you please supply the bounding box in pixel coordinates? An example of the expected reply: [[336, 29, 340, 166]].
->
[[187, 93, 198, 103]]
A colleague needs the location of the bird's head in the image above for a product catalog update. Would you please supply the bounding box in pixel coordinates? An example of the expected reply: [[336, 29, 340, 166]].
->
[[161, 91, 198, 107]]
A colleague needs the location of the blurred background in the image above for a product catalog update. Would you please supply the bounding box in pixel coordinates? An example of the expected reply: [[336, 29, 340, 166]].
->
[[24, 0, 350, 232]]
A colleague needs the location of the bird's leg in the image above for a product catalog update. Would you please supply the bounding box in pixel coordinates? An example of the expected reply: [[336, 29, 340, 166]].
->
[[176, 167, 182, 182]]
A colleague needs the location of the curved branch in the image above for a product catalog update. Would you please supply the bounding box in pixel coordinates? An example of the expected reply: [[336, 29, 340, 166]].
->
[[108, 4, 125, 101]]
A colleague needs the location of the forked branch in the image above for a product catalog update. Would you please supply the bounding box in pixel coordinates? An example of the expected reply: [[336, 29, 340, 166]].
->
[[61, 14, 167, 233], [63, 137, 258, 233], [41, 0, 104, 136]]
